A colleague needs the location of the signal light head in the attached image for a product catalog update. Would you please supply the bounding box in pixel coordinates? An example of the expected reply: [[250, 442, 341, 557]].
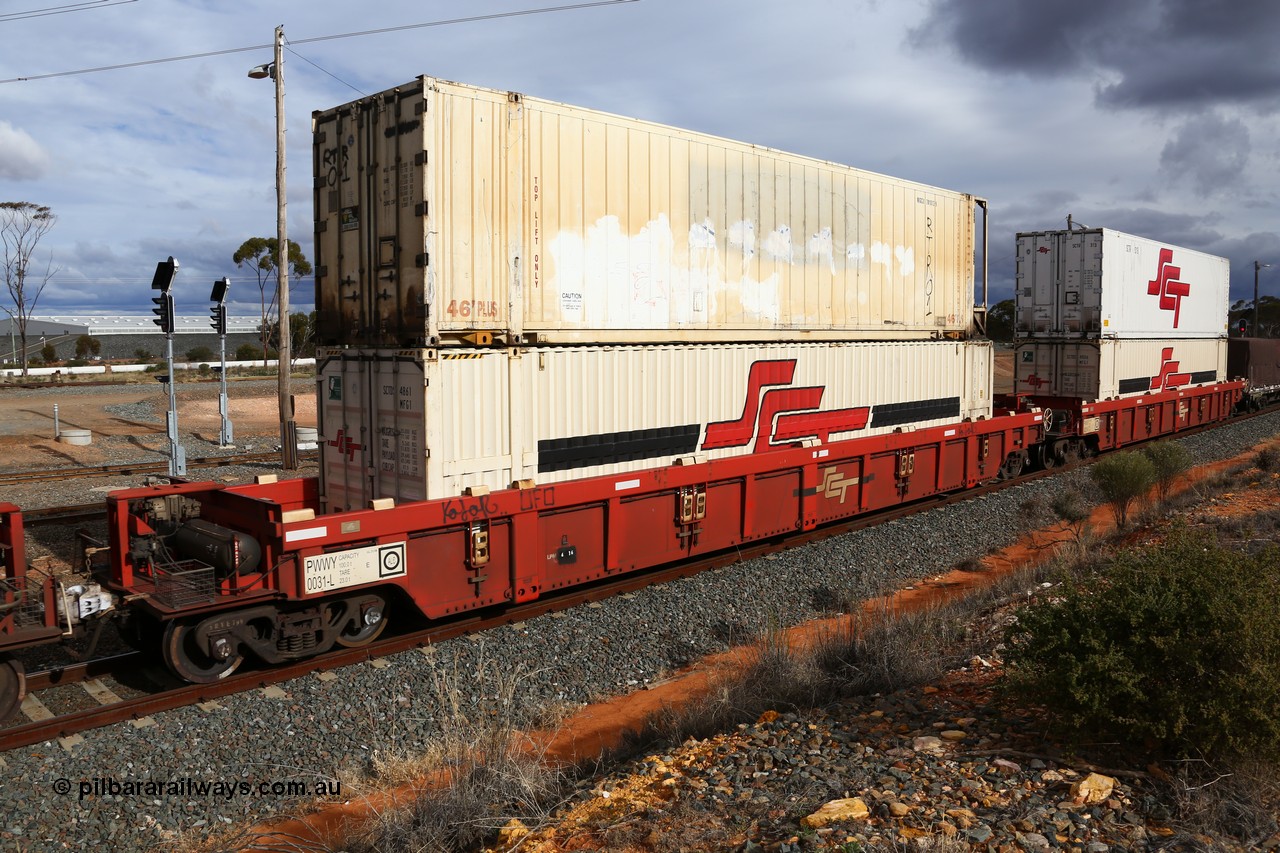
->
[[210, 277, 229, 304], [151, 256, 179, 293], [152, 292, 175, 333]]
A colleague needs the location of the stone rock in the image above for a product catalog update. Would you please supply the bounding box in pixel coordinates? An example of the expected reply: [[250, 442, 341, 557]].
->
[[888, 801, 911, 817], [993, 757, 1022, 774], [939, 730, 967, 741], [1019, 832, 1051, 851], [801, 797, 870, 828], [912, 736, 944, 752], [1071, 773, 1117, 805]]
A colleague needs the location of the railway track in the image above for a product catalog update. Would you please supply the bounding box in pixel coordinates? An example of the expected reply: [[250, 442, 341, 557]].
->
[[0, 450, 317, 488], [0, 461, 1066, 752], [1, 406, 1265, 752]]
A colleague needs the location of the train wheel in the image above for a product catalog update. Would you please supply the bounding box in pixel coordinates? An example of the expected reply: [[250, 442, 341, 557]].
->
[[1040, 443, 1058, 469], [997, 452, 1025, 480], [162, 621, 244, 683], [0, 654, 25, 721], [331, 595, 388, 649]]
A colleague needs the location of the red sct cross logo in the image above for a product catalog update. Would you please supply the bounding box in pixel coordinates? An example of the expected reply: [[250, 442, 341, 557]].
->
[[1150, 347, 1191, 392], [1147, 248, 1191, 328], [327, 428, 363, 461], [701, 360, 870, 453]]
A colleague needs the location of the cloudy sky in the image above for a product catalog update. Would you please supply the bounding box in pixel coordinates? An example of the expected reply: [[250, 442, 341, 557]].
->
[[3, 0, 1280, 319]]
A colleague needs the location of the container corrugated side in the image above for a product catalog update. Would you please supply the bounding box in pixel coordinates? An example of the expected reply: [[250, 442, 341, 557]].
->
[[318, 340, 992, 510], [1227, 338, 1280, 389], [1015, 228, 1229, 339], [313, 76, 979, 348], [1013, 338, 1226, 400]]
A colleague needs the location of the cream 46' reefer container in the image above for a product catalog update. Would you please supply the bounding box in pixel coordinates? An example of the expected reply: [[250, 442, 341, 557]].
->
[[318, 340, 992, 510], [1013, 338, 1226, 400], [1015, 228, 1229, 338], [312, 76, 985, 349]]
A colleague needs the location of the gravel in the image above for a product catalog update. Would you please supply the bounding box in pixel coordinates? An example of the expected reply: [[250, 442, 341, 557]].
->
[[1, 408, 1278, 850]]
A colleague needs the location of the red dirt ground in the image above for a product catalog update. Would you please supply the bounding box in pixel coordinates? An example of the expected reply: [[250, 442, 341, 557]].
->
[[237, 437, 1279, 853]]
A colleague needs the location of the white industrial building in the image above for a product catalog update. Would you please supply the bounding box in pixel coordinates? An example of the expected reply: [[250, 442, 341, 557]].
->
[[0, 314, 264, 337]]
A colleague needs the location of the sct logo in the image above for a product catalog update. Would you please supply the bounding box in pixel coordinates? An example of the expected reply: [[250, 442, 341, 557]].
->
[[701, 360, 870, 453], [1150, 347, 1191, 392], [1147, 248, 1191, 328], [327, 429, 363, 461]]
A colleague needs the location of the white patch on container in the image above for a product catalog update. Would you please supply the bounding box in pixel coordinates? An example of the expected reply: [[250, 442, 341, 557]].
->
[[762, 225, 794, 263], [728, 220, 755, 258], [733, 273, 781, 324], [870, 239, 890, 266], [807, 228, 836, 275], [614, 478, 641, 491], [303, 542, 406, 594], [895, 246, 915, 277], [688, 219, 717, 250], [846, 242, 866, 267], [549, 214, 679, 327], [944, 429, 956, 437], [812, 449, 830, 459], [285, 526, 329, 543]]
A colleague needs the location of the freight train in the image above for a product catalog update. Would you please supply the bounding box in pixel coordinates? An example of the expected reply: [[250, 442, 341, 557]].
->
[[0, 77, 1262, 719]]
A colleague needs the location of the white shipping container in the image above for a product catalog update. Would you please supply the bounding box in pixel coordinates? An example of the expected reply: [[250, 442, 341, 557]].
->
[[1013, 338, 1226, 400], [318, 340, 993, 510], [1015, 228, 1229, 339], [312, 76, 982, 348]]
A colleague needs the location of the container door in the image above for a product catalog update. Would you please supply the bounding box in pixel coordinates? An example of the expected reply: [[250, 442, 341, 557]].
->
[[370, 355, 428, 504], [1058, 232, 1103, 335], [318, 352, 376, 513], [1018, 233, 1059, 333]]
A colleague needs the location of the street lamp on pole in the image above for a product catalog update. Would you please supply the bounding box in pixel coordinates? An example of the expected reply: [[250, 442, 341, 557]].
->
[[1255, 261, 1272, 338], [249, 24, 297, 469]]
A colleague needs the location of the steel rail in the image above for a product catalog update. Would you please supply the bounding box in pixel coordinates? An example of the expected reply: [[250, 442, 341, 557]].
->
[[0, 464, 1059, 751], [0, 406, 1267, 751], [0, 450, 317, 487]]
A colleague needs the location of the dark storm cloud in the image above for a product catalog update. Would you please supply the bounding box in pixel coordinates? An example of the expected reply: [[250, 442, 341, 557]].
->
[[1159, 112, 1251, 195], [913, 0, 1280, 112]]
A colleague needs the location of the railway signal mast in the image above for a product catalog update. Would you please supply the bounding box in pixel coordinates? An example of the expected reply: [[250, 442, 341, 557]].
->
[[210, 277, 234, 447], [151, 256, 185, 476]]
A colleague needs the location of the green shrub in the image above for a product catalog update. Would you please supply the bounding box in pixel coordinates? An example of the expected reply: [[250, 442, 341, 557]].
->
[[1090, 451, 1155, 528], [235, 343, 260, 362], [74, 334, 100, 358], [185, 345, 215, 362], [1003, 528, 1280, 759], [1256, 446, 1280, 473], [40, 342, 56, 363], [1142, 441, 1192, 502]]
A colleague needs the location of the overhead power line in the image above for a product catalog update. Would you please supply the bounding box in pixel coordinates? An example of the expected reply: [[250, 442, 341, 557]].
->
[[0, 0, 135, 23], [1, 0, 639, 84]]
